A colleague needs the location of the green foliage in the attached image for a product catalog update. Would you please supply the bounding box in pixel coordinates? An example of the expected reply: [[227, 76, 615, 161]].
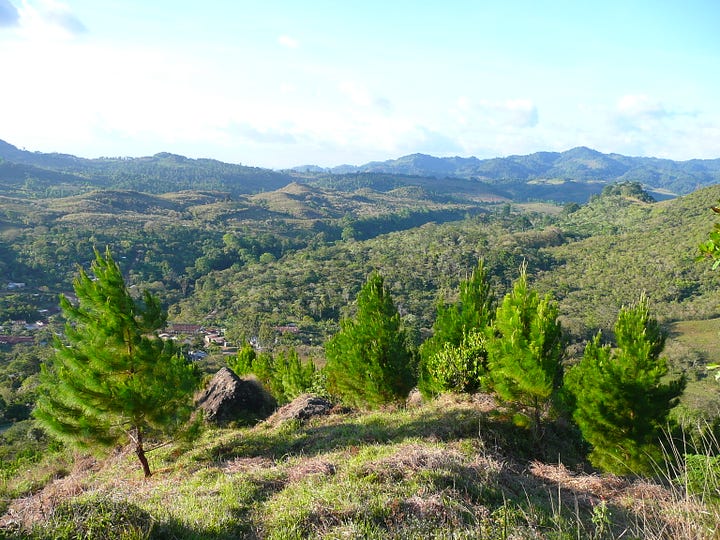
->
[[227, 345, 315, 404], [485, 264, 563, 433], [245, 352, 275, 392], [420, 329, 487, 396], [566, 295, 686, 475], [227, 343, 256, 376], [699, 199, 720, 271], [325, 273, 415, 408], [599, 181, 656, 203], [419, 260, 495, 396], [277, 348, 316, 402], [683, 453, 720, 502], [28, 494, 155, 540], [33, 248, 201, 477]]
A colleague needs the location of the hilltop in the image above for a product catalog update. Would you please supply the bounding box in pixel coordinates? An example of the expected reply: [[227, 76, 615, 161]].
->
[[3, 394, 717, 539]]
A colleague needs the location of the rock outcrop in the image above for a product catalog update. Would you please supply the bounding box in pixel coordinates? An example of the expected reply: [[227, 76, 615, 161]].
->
[[266, 394, 333, 425], [196, 367, 276, 426]]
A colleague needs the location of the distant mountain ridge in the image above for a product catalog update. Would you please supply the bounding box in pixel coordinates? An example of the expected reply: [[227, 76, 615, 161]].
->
[[2, 139, 720, 202], [294, 146, 720, 195], [0, 139, 293, 196]]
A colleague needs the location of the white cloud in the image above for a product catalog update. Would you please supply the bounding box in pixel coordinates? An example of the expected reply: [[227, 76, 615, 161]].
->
[[454, 98, 539, 129], [616, 94, 668, 120], [278, 34, 299, 48], [15, 0, 86, 40], [613, 94, 691, 137], [338, 80, 372, 107], [504, 99, 539, 128], [338, 80, 394, 116]]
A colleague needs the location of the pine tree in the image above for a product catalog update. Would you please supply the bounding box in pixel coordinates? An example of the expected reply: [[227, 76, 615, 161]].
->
[[229, 342, 257, 376], [228, 344, 315, 403], [249, 351, 276, 393], [485, 264, 563, 434], [33, 248, 200, 478], [279, 347, 316, 401], [325, 272, 415, 408], [566, 295, 685, 475], [419, 260, 494, 396]]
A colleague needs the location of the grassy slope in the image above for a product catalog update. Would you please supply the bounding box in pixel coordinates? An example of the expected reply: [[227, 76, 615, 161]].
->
[[2, 395, 718, 539]]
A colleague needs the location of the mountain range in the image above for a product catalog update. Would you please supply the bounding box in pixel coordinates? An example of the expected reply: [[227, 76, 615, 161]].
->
[[2, 139, 720, 203], [294, 146, 720, 195]]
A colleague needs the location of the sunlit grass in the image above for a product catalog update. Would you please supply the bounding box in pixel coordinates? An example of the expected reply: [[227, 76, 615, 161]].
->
[[4, 395, 720, 539], [668, 318, 720, 365]]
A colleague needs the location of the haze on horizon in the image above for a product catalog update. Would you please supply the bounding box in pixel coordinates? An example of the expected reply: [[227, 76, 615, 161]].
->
[[0, 0, 718, 169]]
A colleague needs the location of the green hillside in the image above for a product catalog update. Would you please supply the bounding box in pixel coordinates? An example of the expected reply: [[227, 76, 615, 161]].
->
[[2, 171, 720, 538], [535, 184, 720, 336]]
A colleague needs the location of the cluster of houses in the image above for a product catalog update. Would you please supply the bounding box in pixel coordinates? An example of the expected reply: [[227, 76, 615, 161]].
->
[[159, 323, 237, 359], [0, 318, 48, 345], [1, 282, 57, 345], [158, 323, 302, 360]]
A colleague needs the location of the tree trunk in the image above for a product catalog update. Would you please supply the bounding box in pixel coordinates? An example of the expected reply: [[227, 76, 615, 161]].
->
[[134, 427, 152, 478]]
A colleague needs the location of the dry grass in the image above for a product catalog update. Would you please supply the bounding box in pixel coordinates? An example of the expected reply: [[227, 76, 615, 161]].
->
[[352, 443, 467, 480], [0, 455, 97, 530], [220, 456, 275, 475], [3, 396, 719, 539], [286, 458, 337, 483], [530, 461, 629, 503]]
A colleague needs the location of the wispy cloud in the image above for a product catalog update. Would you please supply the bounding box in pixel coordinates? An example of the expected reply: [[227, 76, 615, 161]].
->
[[43, 7, 86, 34], [613, 94, 700, 136], [16, 0, 87, 39], [456, 97, 539, 129], [338, 80, 372, 106], [229, 123, 298, 145], [338, 80, 393, 114], [503, 99, 539, 128], [405, 126, 463, 155], [616, 94, 668, 121], [278, 34, 299, 48], [0, 0, 20, 27]]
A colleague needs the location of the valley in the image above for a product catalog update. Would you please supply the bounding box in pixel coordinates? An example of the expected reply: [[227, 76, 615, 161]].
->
[[1, 142, 720, 538]]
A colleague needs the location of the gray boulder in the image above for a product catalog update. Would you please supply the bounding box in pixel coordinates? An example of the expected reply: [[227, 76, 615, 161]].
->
[[266, 394, 333, 425], [196, 367, 276, 426]]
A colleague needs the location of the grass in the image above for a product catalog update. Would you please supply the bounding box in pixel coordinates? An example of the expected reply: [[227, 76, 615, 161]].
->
[[668, 318, 720, 365], [2, 395, 719, 539], [664, 318, 720, 417]]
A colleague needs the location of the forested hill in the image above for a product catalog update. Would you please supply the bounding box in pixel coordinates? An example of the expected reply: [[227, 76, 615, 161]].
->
[[300, 146, 720, 196], [3, 139, 720, 203], [0, 140, 293, 196]]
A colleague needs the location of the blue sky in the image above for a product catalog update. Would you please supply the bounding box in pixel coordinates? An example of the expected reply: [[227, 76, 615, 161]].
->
[[0, 0, 718, 168]]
